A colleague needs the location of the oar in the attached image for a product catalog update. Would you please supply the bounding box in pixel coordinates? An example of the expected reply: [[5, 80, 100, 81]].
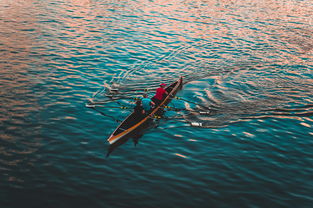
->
[[86, 103, 132, 109], [173, 96, 218, 111], [112, 88, 151, 92], [85, 102, 109, 107], [163, 106, 211, 115], [190, 122, 204, 127], [86, 96, 142, 107], [86, 98, 133, 109]]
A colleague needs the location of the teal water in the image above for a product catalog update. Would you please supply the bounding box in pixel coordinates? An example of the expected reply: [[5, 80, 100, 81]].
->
[[1, 0, 312, 207]]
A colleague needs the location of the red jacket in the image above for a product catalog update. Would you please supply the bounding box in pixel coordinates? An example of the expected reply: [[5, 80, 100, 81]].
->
[[154, 87, 166, 100]]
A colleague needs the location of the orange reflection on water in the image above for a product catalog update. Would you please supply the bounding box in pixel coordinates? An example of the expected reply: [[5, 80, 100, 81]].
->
[[130, 0, 313, 62], [174, 153, 188, 159], [0, 0, 42, 148]]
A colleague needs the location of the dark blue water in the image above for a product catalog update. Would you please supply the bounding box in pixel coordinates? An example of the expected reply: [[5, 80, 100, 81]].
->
[[1, 0, 312, 207]]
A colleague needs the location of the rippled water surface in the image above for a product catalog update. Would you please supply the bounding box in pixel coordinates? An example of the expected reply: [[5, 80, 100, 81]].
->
[[1, 0, 312, 207]]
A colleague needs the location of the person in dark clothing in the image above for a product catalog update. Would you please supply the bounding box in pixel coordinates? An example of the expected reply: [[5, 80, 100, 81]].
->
[[134, 100, 145, 116]]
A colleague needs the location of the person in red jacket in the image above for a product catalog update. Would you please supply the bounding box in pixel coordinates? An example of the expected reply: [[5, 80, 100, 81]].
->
[[152, 83, 168, 105]]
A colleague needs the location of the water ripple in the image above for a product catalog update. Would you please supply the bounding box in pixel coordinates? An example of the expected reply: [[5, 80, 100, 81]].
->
[[1, 0, 313, 207]]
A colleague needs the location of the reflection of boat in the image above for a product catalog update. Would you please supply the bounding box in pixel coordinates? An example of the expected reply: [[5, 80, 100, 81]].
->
[[107, 77, 183, 145]]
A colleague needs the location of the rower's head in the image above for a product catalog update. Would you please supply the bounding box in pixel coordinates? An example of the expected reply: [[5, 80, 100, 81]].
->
[[143, 94, 148, 98], [160, 83, 166, 88], [136, 100, 141, 106]]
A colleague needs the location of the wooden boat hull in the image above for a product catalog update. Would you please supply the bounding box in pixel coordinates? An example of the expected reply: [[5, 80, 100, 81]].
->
[[107, 77, 183, 144]]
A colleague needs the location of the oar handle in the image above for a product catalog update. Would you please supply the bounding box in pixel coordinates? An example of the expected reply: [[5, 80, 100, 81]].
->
[[85, 103, 131, 109]]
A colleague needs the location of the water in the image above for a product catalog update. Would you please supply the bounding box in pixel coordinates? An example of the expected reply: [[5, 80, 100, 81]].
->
[[1, 0, 312, 207]]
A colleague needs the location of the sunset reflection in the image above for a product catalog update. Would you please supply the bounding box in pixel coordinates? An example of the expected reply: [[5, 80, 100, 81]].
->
[[0, 0, 312, 207], [0, 0, 40, 118]]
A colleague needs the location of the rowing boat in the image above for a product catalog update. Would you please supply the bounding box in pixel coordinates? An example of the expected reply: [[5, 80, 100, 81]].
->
[[107, 77, 183, 144]]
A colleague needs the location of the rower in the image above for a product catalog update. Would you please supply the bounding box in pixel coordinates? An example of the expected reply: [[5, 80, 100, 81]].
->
[[133, 100, 145, 116], [152, 83, 168, 105], [141, 94, 155, 114]]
